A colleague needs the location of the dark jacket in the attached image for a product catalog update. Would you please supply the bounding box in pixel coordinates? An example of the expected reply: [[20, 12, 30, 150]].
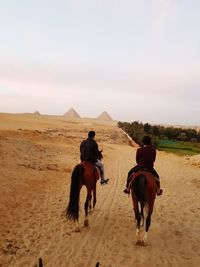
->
[[136, 145, 156, 169], [126, 145, 158, 188], [80, 138, 99, 164]]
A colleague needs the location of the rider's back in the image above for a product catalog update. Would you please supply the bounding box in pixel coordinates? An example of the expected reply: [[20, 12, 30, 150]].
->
[[136, 145, 156, 169], [80, 138, 99, 164]]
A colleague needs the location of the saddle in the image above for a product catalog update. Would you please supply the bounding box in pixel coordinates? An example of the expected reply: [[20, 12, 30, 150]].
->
[[80, 161, 100, 181], [127, 170, 158, 191]]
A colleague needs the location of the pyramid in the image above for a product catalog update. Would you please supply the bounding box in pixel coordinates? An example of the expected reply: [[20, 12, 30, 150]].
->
[[63, 107, 81, 119], [34, 111, 40, 115], [97, 111, 113, 121]]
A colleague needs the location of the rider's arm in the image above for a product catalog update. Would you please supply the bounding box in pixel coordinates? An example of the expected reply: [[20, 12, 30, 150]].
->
[[136, 148, 141, 164]]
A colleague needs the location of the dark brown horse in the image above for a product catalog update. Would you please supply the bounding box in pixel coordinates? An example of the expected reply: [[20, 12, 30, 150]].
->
[[130, 171, 157, 245], [66, 161, 99, 232]]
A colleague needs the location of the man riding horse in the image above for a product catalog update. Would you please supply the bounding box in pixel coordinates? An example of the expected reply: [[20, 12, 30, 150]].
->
[[124, 135, 163, 196], [80, 131, 109, 185]]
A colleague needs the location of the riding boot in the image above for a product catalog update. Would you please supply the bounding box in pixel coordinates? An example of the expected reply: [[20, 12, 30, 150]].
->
[[124, 167, 141, 194], [124, 175, 136, 194], [101, 179, 109, 185], [124, 182, 131, 193], [124, 174, 133, 193], [100, 177, 109, 185], [156, 181, 163, 196]]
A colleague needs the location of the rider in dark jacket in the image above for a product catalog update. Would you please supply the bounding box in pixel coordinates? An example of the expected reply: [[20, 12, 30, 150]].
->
[[80, 135, 99, 164], [80, 131, 109, 185], [124, 135, 162, 195]]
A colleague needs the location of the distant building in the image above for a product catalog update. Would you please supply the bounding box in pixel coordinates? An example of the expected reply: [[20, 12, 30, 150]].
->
[[34, 111, 40, 115], [63, 107, 81, 119], [97, 111, 113, 121]]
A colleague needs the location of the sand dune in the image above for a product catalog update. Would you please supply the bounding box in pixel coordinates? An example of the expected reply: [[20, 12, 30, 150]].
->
[[0, 113, 200, 267]]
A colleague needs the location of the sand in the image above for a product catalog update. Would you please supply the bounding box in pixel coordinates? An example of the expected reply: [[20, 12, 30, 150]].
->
[[0, 113, 200, 267]]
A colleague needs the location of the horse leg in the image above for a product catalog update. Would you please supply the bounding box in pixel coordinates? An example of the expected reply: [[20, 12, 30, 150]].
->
[[88, 199, 92, 211], [75, 220, 81, 232], [140, 201, 145, 227], [84, 199, 89, 226], [84, 190, 92, 227], [132, 198, 142, 244], [142, 203, 154, 245], [135, 209, 142, 244], [93, 184, 97, 209]]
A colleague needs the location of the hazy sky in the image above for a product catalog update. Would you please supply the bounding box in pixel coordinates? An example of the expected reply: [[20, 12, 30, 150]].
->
[[0, 0, 200, 125]]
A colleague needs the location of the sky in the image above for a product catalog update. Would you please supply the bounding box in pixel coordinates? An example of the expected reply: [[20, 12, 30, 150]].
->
[[0, 0, 200, 125]]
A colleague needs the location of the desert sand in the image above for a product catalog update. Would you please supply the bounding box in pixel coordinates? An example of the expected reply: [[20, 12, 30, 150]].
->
[[0, 113, 200, 267]]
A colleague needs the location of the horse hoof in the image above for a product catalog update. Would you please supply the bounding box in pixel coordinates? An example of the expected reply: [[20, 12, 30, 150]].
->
[[136, 240, 147, 246], [136, 240, 142, 246], [141, 240, 147, 246], [75, 227, 81, 232], [84, 219, 89, 227]]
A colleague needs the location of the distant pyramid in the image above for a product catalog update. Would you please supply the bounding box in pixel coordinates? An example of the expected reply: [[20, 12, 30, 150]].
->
[[97, 111, 113, 121], [63, 107, 81, 119], [34, 111, 40, 115]]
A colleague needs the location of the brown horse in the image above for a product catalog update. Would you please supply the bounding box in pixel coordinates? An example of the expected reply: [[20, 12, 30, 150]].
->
[[130, 171, 157, 246], [66, 161, 99, 232]]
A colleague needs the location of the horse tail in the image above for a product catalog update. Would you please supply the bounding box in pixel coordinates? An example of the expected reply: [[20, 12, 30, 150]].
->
[[134, 174, 147, 203], [66, 164, 84, 221]]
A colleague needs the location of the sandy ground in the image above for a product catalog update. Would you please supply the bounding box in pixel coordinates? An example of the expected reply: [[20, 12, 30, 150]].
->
[[0, 113, 200, 267]]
